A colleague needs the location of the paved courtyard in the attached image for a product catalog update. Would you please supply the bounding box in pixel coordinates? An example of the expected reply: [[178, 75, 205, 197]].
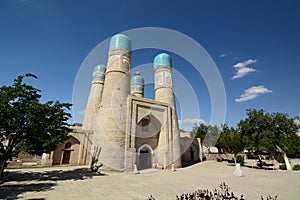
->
[[1, 161, 299, 200]]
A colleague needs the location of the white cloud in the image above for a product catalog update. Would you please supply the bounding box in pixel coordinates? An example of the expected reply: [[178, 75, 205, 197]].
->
[[231, 59, 257, 79], [178, 118, 205, 132], [178, 118, 205, 124], [235, 85, 272, 102], [77, 109, 85, 116], [234, 59, 257, 68], [219, 54, 226, 58]]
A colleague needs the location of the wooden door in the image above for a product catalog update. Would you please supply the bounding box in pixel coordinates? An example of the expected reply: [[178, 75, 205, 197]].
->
[[62, 150, 71, 164]]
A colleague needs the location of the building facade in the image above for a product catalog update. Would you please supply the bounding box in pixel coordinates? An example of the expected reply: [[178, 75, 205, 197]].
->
[[82, 34, 182, 172], [39, 34, 202, 171]]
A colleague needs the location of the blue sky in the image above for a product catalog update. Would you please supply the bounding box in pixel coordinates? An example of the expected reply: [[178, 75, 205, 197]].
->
[[1, 0, 299, 131]]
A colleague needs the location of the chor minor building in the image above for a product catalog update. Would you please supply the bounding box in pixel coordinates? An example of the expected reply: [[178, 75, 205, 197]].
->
[[38, 34, 202, 172]]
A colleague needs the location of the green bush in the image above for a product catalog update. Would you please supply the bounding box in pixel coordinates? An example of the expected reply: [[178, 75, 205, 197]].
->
[[274, 154, 284, 163], [292, 164, 300, 171], [260, 194, 278, 200], [236, 155, 244, 165], [279, 163, 287, 170]]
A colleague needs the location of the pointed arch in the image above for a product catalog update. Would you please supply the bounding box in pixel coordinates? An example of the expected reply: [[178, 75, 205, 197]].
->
[[137, 143, 153, 156]]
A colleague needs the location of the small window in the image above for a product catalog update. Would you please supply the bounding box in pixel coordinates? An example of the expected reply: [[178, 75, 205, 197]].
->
[[141, 118, 150, 132], [65, 142, 72, 149]]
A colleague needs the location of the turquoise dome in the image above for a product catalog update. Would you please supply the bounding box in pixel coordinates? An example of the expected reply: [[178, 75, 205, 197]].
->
[[93, 64, 106, 73], [92, 64, 106, 81], [153, 53, 172, 68], [109, 34, 132, 52], [131, 71, 144, 85]]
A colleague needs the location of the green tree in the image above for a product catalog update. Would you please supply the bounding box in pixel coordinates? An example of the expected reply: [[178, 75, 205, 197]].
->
[[191, 123, 208, 142], [204, 125, 221, 148], [0, 74, 72, 176], [237, 109, 300, 158], [218, 124, 245, 159], [192, 123, 221, 153]]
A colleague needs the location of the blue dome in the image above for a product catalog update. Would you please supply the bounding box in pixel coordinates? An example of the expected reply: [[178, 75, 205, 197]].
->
[[93, 64, 106, 73], [93, 64, 106, 81], [153, 53, 172, 68], [131, 71, 144, 85], [109, 34, 131, 52]]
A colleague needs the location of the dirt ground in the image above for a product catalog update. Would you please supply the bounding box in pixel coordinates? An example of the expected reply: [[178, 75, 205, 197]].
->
[[0, 161, 299, 200]]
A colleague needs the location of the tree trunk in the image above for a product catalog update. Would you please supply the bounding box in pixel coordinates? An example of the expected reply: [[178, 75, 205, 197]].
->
[[283, 154, 292, 170], [234, 154, 237, 165], [0, 160, 6, 177], [197, 138, 203, 162], [276, 145, 292, 171]]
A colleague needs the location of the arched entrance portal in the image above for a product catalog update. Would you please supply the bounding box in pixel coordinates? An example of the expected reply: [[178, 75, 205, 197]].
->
[[137, 144, 153, 170], [62, 142, 72, 164]]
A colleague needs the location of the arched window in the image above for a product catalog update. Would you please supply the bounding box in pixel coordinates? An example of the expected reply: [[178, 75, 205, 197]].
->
[[65, 142, 72, 149], [141, 117, 150, 132]]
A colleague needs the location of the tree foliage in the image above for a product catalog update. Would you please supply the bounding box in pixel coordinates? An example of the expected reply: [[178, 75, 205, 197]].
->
[[237, 109, 300, 157], [204, 125, 221, 147], [0, 74, 72, 175], [218, 124, 245, 156], [192, 123, 221, 150], [191, 123, 208, 142]]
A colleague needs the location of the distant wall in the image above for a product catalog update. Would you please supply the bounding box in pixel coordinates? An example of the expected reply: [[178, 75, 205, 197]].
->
[[180, 137, 200, 166], [205, 153, 235, 161]]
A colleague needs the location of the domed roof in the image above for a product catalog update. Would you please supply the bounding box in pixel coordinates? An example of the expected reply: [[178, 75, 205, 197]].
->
[[131, 71, 144, 85], [93, 64, 106, 73], [153, 53, 172, 68], [109, 34, 131, 52], [92, 64, 106, 81]]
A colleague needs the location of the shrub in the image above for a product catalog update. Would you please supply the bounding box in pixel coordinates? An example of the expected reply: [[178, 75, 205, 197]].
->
[[147, 182, 278, 199], [236, 155, 244, 165], [260, 194, 278, 200], [274, 154, 284, 163], [176, 182, 245, 200], [292, 164, 300, 171], [279, 163, 287, 170]]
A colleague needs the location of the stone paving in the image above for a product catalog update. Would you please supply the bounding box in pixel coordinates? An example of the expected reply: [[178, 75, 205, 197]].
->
[[1, 161, 299, 200]]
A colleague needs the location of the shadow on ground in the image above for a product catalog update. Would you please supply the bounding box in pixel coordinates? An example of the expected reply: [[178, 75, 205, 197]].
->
[[1, 168, 105, 183], [0, 168, 105, 199], [244, 165, 276, 170], [0, 182, 54, 200]]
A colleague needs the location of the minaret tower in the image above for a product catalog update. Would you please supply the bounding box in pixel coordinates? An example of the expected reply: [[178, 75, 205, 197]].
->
[[154, 53, 181, 168], [96, 34, 131, 171], [130, 71, 144, 98], [82, 64, 106, 131]]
